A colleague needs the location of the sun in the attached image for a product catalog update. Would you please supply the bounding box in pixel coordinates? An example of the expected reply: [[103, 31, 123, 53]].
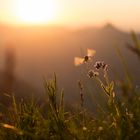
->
[[16, 0, 58, 24]]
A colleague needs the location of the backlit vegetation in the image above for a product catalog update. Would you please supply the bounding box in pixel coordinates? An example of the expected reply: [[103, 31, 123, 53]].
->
[[0, 32, 140, 140]]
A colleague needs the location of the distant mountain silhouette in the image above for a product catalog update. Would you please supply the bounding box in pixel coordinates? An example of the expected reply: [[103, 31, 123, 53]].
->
[[0, 23, 140, 104], [103, 23, 117, 30]]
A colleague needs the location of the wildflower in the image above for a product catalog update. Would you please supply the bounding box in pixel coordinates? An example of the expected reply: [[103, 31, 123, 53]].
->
[[94, 61, 103, 69], [94, 61, 108, 71], [88, 70, 99, 78], [74, 48, 96, 66]]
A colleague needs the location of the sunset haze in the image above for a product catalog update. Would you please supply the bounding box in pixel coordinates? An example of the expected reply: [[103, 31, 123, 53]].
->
[[0, 0, 140, 31]]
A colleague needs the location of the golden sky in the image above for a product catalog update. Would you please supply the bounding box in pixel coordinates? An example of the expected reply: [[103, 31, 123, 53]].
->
[[0, 0, 140, 31]]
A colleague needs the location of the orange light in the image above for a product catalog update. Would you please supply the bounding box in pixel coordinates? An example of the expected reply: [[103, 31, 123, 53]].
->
[[15, 0, 58, 24]]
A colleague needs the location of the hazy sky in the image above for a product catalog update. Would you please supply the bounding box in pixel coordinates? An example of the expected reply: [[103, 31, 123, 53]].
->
[[0, 0, 140, 31]]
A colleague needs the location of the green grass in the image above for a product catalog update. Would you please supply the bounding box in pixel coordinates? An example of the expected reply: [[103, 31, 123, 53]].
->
[[0, 33, 140, 140]]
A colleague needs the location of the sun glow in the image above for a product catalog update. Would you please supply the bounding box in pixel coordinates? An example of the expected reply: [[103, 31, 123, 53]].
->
[[15, 0, 58, 24]]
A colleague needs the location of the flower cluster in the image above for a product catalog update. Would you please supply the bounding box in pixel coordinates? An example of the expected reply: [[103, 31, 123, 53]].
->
[[87, 61, 108, 78], [94, 61, 108, 71], [88, 70, 99, 78]]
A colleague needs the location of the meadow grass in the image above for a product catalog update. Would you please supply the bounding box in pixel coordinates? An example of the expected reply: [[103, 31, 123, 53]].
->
[[0, 33, 140, 140]]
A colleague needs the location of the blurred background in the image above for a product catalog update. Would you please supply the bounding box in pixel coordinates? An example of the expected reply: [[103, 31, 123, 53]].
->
[[0, 0, 140, 105]]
